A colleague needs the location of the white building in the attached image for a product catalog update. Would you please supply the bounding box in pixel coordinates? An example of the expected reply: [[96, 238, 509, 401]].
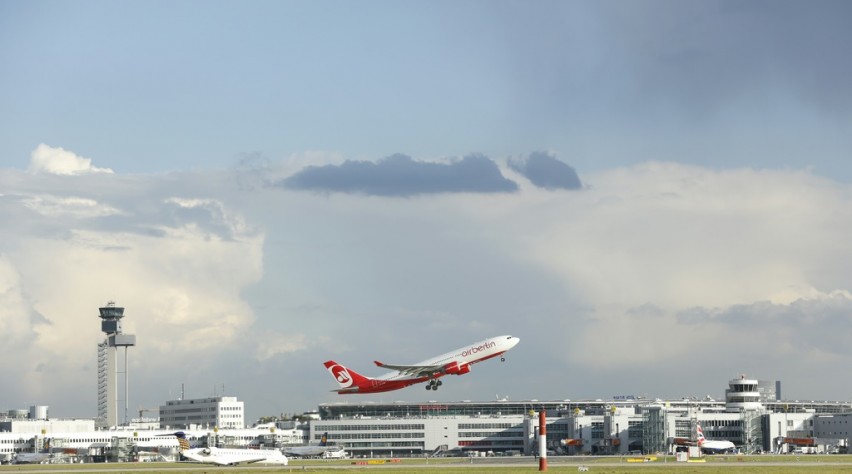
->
[[159, 396, 245, 429], [0, 418, 95, 435], [311, 415, 529, 457], [312, 374, 851, 457], [0, 425, 307, 464]]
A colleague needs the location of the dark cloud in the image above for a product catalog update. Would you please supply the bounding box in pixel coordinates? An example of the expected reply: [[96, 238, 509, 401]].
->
[[280, 154, 518, 196], [626, 303, 665, 318], [597, 0, 852, 114], [677, 294, 852, 356], [508, 152, 582, 190]]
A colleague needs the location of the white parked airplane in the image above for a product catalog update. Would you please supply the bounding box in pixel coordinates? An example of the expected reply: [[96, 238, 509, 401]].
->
[[324, 335, 520, 393], [696, 422, 736, 452], [170, 432, 288, 466], [284, 432, 345, 458], [13, 452, 50, 464]]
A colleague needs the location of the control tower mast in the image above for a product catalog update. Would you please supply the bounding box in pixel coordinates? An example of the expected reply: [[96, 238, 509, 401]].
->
[[97, 302, 136, 427]]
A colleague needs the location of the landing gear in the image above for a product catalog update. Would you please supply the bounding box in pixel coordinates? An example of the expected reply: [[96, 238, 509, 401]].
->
[[501, 357, 506, 362], [425, 379, 443, 390]]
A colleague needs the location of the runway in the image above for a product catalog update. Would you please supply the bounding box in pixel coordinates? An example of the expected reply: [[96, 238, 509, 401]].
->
[[6, 457, 852, 473]]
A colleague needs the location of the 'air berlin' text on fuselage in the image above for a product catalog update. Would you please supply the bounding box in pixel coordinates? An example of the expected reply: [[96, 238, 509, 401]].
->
[[461, 340, 496, 357]]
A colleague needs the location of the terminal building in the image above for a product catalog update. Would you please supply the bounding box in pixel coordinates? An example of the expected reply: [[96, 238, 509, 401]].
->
[[309, 375, 852, 457], [3, 375, 852, 463]]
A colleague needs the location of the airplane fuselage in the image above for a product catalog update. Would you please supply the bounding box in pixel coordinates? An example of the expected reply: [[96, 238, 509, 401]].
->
[[182, 446, 288, 465], [696, 423, 736, 453], [327, 335, 519, 394], [699, 439, 736, 452], [285, 445, 345, 457]]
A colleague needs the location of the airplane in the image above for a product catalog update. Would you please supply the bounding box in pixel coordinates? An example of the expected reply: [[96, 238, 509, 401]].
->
[[324, 335, 519, 394], [696, 422, 736, 453], [169, 432, 288, 466], [13, 453, 50, 464], [283, 432, 345, 458]]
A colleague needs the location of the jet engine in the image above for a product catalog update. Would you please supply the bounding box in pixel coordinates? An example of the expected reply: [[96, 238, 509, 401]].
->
[[442, 361, 471, 375]]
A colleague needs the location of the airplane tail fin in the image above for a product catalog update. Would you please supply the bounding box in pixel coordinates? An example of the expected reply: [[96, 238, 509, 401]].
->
[[172, 431, 190, 452], [320, 432, 328, 446], [696, 423, 706, 445], [324, 360, 372, 392]]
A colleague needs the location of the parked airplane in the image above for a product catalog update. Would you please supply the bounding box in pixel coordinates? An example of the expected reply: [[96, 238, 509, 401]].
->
[[324, 335, 519, 394], [13, 453, 50, 464], [696, 423, 736, 453], [169, 432, 288, 466], [283, 433, 345, 458]]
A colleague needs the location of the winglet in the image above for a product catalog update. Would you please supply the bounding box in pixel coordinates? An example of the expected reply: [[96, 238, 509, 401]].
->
[[374, 360, 385, 367]]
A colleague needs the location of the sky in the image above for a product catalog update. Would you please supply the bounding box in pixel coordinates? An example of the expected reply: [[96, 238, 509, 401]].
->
[[1, 0, 852, 423]]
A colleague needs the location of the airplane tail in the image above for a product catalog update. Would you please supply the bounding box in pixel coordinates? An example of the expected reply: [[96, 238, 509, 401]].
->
[[171, 431, 190, 452], [320, 432, 328, 446], [696, 423, 706, 446], [324, 360, 373, 392]]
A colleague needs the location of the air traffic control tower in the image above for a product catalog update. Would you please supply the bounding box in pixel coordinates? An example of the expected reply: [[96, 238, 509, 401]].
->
[[97, 302, 136, 428]]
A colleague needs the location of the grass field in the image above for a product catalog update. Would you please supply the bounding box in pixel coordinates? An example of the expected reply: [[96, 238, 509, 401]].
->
[[4, 455, 852, 473]]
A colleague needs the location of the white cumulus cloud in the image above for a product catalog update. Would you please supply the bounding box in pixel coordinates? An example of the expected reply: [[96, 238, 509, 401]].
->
[[28, 143, 114, 175], [21, 195, 121, 218], [4, 146, 852, 416]]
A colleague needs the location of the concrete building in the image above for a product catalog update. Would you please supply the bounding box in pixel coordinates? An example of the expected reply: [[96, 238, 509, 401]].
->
[[5, 373, 850, 464], [812, 414, 852, 453], [311, 376, 851, 457], [159, 396, 245, 429], [0, 418, 95, 434], [311, 414, 528, 457]]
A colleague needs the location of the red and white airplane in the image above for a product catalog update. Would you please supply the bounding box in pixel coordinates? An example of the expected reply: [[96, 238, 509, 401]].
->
[[696, 422, 736, 452], [671, 422, 737, 453], [324, 335, 520, 394]]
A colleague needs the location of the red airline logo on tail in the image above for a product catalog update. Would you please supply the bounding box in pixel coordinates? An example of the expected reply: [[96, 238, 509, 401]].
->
[[327, 364, 352, 387], [323, 335, 519, 394]]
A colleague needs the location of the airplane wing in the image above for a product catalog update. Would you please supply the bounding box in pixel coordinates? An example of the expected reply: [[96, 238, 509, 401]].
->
[[373, 361, 445, 377], [211, 456, 268, 465]]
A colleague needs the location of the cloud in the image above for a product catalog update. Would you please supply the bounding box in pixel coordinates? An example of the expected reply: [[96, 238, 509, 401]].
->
[[0, 155, 268, 414], [163, 197, 251, 240], [677, 291, 852, 357], [0, 256, 37, 348], [254, 332, 310, 361], [594, 1, 852, 115], [28, 143, 114, 175], [508, 152, 582, 190], [4, 145, 852, 416], [21, 195, 121, 218], [280, 153, 518, 196]]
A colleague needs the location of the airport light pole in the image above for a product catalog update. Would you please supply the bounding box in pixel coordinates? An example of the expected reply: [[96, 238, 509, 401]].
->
[[538, 411, 547, 471]]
